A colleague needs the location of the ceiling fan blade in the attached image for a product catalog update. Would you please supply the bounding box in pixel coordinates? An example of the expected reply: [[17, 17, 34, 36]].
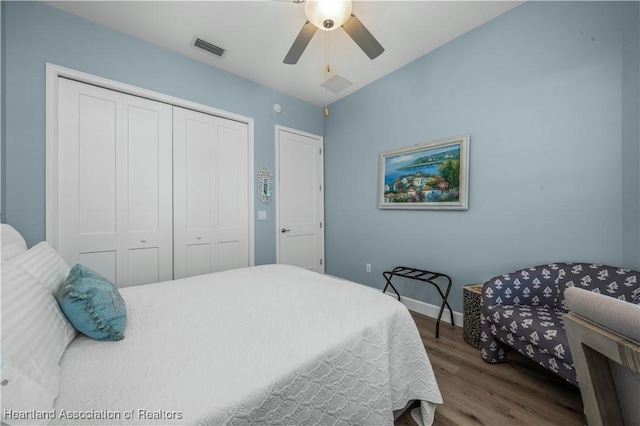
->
[[341, 14, 384, 60], [283, 21, 317, 64]]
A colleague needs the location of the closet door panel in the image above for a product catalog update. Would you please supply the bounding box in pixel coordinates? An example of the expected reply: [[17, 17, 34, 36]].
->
[[185, 119, 212, 230], [173, 107, 248, 279], [218, 241, 241, 271], [127, 105, 162, 232], [121, 100, 173, 287], [215, 121, 249, 271], [77, 95, 118, 235], [78, 251, 117, 285], [128, 248, 160, 286], [57, 78, 172, 287], [173, 107, 217, 278], [217, 127, 241, 229], [58, 78, 120, 272], [186, 244, 212, 277]]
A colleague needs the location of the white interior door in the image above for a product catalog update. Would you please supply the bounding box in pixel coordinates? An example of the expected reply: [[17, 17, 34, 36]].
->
[[57, 78, 173, 287], [173, 107, 249, 279], [277, 127, 324, 273]]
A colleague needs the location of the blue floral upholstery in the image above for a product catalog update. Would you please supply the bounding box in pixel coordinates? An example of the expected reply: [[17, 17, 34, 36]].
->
[[480, 263, 640, 385]]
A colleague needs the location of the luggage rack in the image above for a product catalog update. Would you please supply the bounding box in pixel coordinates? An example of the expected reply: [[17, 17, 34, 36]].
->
[[382, 266, 454, 338]]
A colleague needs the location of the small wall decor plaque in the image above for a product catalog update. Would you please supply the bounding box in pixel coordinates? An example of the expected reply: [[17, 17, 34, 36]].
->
[[378, 135, 470, 210], [257, 167, 274, 204]]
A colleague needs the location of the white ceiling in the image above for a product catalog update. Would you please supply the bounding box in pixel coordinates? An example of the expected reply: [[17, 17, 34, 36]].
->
[[45, 0, 523, 106]]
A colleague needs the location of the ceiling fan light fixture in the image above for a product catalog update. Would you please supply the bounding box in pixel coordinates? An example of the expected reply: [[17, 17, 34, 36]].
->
[[305, 0, 352, 31]]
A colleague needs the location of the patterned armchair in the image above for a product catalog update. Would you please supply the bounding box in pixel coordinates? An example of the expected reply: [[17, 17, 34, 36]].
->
[[480, 263, 640, 385]]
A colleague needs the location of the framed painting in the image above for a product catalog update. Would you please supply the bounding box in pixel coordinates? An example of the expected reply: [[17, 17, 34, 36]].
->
[[378, 135, 469, 210]]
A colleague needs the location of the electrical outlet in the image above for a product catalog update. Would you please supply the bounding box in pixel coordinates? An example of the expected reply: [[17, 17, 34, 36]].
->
[[366, 263, 371, 273]]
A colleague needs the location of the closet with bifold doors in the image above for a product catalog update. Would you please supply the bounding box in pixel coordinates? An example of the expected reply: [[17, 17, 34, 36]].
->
[[55, 77, 249, 287]]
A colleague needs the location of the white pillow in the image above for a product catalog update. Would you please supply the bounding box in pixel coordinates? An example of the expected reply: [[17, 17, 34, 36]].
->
[[1, 224, 28, 262], [1, 263, 77, 423], [1, 361, 54, 426], [10, 241, 71, 295]]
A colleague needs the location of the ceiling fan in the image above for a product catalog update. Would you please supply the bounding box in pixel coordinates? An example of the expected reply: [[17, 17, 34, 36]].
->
[[283, 0, 385, 65]]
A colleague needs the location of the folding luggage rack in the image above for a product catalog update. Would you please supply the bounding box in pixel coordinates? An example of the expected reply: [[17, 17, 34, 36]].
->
[[382, 266, 455, 338]]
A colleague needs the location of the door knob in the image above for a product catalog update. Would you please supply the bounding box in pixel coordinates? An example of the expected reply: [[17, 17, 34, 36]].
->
[[281, 228, 290, 233], [141, 238, 147, 243]]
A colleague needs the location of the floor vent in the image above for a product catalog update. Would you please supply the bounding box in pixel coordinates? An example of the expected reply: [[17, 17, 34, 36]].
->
[[193, 37, 226, 58]]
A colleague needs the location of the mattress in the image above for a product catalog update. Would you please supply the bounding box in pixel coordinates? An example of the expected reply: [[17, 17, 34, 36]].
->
[[53, 264, 442, 425]]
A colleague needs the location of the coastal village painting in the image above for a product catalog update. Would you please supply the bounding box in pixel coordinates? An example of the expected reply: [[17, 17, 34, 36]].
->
[[378, 135, 469, 210]]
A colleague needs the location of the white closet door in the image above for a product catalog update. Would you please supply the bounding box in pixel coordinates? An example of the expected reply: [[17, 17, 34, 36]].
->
[[173, 107, 249, 279], [57, 78, 173, 287]]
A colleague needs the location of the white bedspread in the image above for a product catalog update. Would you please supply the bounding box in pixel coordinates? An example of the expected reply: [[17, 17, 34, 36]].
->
[[53, 265, 442, 425]]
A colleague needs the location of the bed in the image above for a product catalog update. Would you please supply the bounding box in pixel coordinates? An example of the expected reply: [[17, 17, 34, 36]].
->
[[1, 225, 442, 425]]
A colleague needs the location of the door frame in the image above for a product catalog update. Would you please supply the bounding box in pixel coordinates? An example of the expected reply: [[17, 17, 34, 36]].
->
[[274, 125, 325, 271], [45, 63, 256, 266]]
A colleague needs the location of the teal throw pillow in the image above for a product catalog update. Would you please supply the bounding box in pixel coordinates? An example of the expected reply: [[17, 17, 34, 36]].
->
[[56, 264, 126, 341]]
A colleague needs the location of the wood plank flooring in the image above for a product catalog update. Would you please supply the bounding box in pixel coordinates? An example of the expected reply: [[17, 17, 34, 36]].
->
[[395, 311, 585, 426]]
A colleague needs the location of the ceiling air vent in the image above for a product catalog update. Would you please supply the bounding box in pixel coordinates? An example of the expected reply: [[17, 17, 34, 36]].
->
[[320, 75, 353, 93], [192, 37, 226, 58]]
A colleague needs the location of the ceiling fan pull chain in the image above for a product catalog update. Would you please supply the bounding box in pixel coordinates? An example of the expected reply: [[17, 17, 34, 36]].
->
[[324, 31, 330, 117], [325, 31, 330, 75]]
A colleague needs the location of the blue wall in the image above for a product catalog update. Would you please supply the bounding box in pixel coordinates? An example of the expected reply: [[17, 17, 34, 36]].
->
[[1, 0, 5, 224], [324, 1, 640, 312], [3, 2, 638, 312], [621, 2, 640, 268], [1, 1, 323, 264]]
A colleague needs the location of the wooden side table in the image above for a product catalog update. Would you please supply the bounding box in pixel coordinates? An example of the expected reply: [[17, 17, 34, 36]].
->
[[462, 284, 484, 348]]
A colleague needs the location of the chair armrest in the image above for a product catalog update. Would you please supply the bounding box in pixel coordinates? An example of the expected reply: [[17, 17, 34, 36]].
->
[[565, 287, 640, 343]]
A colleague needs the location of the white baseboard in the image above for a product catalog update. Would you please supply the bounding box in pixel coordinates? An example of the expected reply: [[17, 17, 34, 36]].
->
[[325, 273, 464, 327], [381, 290, 464, 327]]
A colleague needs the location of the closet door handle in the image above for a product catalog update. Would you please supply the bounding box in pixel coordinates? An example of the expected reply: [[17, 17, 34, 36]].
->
[[281, 228, 290, 233], [196, 235, 202, 240], [141, 238, 147, 243]]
